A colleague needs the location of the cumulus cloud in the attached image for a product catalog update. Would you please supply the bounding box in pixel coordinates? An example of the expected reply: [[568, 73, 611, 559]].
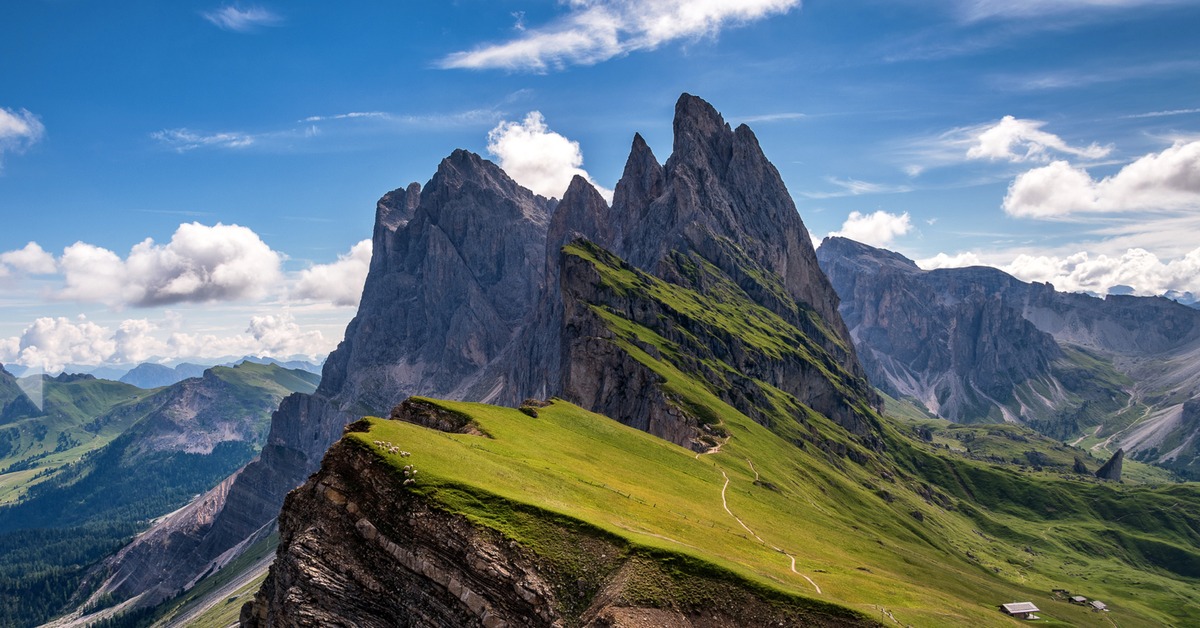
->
[[1, 317, 116, 373], [966, 116, 1110, 163], [917, 251, 984, 270], [440, 0, 799, 71], [58, 222, 283, 307], [829, 210, 913, 247], [1003, 140, 1200, 218], [0, 313, 330, 372], [293, 239, 372, 307], [486, 111, 612, 201], [1, 242, 56, 275], [202, 5, 281, 32], [0, 107, 45, 168], [1002, 247, 1200, 296]]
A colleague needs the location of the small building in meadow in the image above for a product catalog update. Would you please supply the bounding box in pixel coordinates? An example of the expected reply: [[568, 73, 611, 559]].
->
[[1070, 595, 1088, 605], [1000, 602, 1040, 620], [1091, 600, 1108, 612]]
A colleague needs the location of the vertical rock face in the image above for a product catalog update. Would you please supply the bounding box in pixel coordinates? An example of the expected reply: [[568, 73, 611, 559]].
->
[[86, 151, 554, 608]]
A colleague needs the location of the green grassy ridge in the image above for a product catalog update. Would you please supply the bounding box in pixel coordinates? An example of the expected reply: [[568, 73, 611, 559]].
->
[[352, 402, 880, 625], [353, 393, 1198, 627]]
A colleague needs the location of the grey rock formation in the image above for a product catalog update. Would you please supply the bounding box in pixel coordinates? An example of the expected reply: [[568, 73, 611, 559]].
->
[[1095, 448, 1124, 481], [88, 94, 879, 611], [84, 150, 554, 609], [817, 236, 1200, 475]]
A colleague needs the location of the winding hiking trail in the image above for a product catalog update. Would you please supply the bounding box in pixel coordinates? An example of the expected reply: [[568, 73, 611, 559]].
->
[[719, 469, 821, 594]]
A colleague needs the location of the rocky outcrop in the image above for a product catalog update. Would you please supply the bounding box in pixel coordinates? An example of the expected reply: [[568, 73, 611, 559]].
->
[[1095, 449, 1124, 481], [241, 438, 876, 628]]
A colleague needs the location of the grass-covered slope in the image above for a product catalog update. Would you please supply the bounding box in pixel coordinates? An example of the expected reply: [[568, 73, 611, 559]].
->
[[325, 241, 1200, 627], [0, 376, 157, 504], [354, 394, 1198, 627]]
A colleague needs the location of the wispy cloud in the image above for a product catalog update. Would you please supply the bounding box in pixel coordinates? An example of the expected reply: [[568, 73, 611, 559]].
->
[[953, 0, 1187, 22], [301, 112, 389, 123], [299, 109, 501, 127], [735, 112, 807, 124], [439, 0, 799, 72], [1120, 107, 1200, 119], [202, 5, 282, 32], [154, 108, 502, 153], [152, 128, 256, 152], [802, 177, 913, 199], [990, 59, 1200, 91], [0, 107, 45, 169]]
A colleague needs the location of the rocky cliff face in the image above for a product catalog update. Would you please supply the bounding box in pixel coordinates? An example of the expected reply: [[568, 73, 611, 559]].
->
[[241, 433, 875, 628], [88, 94, 877, 612], [82, 151, 554, 610], [817, 236, 1200, 476]]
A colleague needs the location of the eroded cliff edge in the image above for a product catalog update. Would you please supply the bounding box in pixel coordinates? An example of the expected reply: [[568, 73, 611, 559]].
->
[[240, 430, 876, 628]]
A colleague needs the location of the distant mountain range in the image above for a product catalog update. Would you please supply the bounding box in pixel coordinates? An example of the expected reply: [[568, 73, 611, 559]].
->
[[817, 236, 1200, 479], [0, 361, 319, 627], [1, 355, 325, 381]]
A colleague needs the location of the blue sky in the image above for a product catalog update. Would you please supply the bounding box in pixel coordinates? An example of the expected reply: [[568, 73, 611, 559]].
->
[[2, 0, 1199, 371]]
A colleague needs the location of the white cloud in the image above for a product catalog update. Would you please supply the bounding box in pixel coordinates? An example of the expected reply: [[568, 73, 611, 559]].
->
[[2, 317, 116, 373], [152, 128, 255, 151], [293, 239, 372, 307], [829, 210, 913, 247], [59, 222, 283, 307], [917, 251, 984, 270], [244, 313, 325, 357], [1003, 140, 1200, 218], [0, 242, 56, 275], [1002, 247, 1200, 296], [202, 5, 281, 32], [113, 319, 169, 364], [440, 0, 799, 71], [486, 111, 612, 201], [966, 116, 1110, 163], [0, 312, 330, 372], [0, 107, 45, 168]]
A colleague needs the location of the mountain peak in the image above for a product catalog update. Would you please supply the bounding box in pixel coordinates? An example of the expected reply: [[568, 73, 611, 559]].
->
[[612, 132, 664, 218]]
